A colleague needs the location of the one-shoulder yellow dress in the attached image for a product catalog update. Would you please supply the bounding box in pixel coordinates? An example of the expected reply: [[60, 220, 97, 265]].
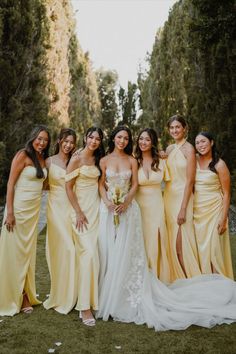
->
[[0, 166, 46, 316], [43, 162, 76, 314], [65, 165, 100, 311], [136, 159, 170, 283], [194, 165, 234, 279], [164, 145, 201, 281]]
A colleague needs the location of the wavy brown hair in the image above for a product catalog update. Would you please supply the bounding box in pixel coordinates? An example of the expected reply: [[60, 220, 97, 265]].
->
[[135, 128, 160, 171], [54, 128, 77, 166], [195, 131, 220, 174], [25, 125, 51, 178]]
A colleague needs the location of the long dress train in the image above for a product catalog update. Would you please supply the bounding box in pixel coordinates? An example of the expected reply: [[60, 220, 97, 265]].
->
[[164, 143, 201, 281], [97, 169, 236, 331], [194, 165, 234, 279], [43, 162, 77, 314], [136, 160, 170, 283], [0, 166, 46, 316]]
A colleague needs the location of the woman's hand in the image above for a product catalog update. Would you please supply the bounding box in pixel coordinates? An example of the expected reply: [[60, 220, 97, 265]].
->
[[105, 200, 116, 212], [4, 213, 16, 232], [159, 150, 168, 159], [177, 208, 186, 225], [115, 200, 129, 215], [76, 211, 88, 232], [217, 217, 227, 235]]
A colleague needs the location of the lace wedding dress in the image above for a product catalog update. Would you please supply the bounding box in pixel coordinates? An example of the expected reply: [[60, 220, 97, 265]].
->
[[97, 169, 236, 331]]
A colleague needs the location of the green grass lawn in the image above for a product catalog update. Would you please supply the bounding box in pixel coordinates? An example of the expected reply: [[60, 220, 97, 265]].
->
[[1, 235, 236, 354]]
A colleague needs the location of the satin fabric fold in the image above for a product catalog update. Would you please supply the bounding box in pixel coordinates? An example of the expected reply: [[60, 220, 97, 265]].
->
[[194, 166, 234, 279], [164, 145, 201, 281], [136, 159, 170, 283], [65, 165, 100, 311], [43, 163, 77, 314], [0, 166, 45, 316]]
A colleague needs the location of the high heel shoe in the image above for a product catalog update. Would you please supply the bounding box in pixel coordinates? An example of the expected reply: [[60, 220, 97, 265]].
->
[[79, 311, 96, 327]]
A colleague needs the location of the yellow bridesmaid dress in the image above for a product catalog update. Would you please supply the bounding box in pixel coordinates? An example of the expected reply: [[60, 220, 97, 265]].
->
[[65, 165, 100, 311], [164, 144, 201, 281], [194, 165, 234, 279], [136, 159, 170, 283], [43, 162, 76, 314], [0, 166, 46, 316]]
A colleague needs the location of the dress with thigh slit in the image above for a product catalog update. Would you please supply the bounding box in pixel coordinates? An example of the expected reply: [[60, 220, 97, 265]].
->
[[136, 159, 170, 283], [0, 166, 46, 316], [164, 143, 201, 281], [97, 168, 236, 331]]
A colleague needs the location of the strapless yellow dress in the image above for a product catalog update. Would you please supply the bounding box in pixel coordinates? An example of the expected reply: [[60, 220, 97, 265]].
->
[[43, 163, 76, 314], [0, 166, 46, 316], [65, 165, 100, 311], [136, 160, 170, 283], [164, 145, 201, 281], [194, 166, 234, 279]]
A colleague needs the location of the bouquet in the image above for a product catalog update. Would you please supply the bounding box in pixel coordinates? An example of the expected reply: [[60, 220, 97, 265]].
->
[[112, 186, 125, 227]]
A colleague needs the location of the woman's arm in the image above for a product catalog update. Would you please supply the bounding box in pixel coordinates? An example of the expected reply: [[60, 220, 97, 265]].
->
[[5, 151, 27, 231], [216, 159, 231, 235], [65, 157, 88, 232], [98, 157, 116, 212], [177, 144, 196, 225], [115, 157, 138, 214]]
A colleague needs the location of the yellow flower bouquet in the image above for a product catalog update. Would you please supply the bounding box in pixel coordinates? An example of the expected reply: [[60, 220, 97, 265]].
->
[[112, 186, 125, 227]]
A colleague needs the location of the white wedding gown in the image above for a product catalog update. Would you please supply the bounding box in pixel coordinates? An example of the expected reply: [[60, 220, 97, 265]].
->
[[97, 169, 236, 331]]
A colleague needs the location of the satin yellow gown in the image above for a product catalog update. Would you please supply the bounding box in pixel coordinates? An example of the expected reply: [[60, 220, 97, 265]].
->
[[0, 166, 46, 316], [164, 145, 201, 281], [65, 165, 100, 311], [136, 159, 170, 283], [43, 162, 76, 314], [194, 166, 234, 279]]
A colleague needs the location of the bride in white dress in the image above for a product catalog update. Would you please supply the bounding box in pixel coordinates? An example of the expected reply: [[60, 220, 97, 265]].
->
[[97, 125, 236, 331]]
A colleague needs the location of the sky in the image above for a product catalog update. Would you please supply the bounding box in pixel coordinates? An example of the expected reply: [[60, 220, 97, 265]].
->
[[71, 0, 178, 88]]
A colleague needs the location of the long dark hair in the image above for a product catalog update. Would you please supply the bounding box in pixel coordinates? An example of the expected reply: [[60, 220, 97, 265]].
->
[[83, 127, 105, 171], [107, 125, 133, 155], [25, 125, 51, 178], [135, 128, 160, 171], [167, 114, 188, 129], [54, 128, 77, 165], [196, 131, 220, 173]]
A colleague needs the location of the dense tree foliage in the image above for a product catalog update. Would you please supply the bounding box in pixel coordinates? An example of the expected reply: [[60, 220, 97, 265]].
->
[[0, 0, 102, 195], [95, 68, 118, 137], [139, 0, 236, 201], [68, 39, 101, 140], [118, 82, 140, 132], [0, 0, 52, 194]]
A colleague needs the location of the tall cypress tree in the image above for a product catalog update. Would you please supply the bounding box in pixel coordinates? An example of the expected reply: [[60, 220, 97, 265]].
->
[[0, 0, 51, 194]]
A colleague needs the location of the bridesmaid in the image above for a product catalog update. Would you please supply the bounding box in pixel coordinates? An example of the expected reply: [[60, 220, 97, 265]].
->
[[43, 128, 77, 314], [65, 127, 105, 326], [135, 128, 170, 283], [0, 125, 50, 316], [194, 131, 234, 279], [164, 115, 201, 281]]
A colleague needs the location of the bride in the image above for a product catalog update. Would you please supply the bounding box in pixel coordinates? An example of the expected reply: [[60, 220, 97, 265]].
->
[[97, 125, 236, 331]]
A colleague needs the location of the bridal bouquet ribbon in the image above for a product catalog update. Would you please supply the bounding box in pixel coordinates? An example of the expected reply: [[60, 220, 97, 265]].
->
[[112, 186, 125, 227]]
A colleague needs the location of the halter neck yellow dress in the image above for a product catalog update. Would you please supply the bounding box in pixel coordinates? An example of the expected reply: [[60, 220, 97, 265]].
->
[[43, 162, 76, 314], [65, 165, 100, 311], [194, 165, 234, 279], [136, 159, 170, 283], [164, 143, 201, 281], [0, 166, 46, 316]]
